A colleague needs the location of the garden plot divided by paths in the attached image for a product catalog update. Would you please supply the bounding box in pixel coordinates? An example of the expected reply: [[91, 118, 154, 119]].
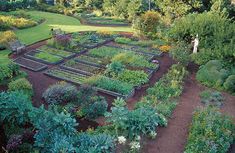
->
[[14, 57, 48, 72]]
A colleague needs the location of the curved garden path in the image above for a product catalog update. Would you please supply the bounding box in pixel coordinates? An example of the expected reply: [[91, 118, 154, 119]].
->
[[142, 64, 235, 153]]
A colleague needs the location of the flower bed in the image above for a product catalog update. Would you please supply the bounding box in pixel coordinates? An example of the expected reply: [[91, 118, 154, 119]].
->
[[13, 57, 48, 72], [44, 68, 88, 84], [38, 46, 75, 58], [24, 50, 63, 65], [61, 60, 105, 75]]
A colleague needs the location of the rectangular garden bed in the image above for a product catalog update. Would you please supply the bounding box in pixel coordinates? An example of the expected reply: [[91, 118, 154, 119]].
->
[[71, 32, 112, 49], [24, 50, 64, 65], [38, 46, 76, 58], [14, 57, 48, 72], [61, 60, 105, 76], [105, 43, 163, 57], [74, 55, 108, 68], [44, 68, 88, 84]]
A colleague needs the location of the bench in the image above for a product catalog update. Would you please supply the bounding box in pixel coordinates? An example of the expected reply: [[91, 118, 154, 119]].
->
[[8, 40, 26, 54]]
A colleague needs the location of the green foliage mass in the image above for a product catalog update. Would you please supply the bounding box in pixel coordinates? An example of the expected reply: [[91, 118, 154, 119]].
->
[[185, 107, 235, 153]]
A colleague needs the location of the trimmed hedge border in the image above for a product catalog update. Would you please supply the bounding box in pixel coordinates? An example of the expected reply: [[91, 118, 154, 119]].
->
[[24, 50, 64, 65], [13, 57, 48, 72]]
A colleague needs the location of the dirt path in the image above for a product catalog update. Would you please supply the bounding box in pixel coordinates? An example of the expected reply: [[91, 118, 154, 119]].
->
[[127, 54, 175, 109], [142, 64, 235, 153], [142, 69, 204, 153]]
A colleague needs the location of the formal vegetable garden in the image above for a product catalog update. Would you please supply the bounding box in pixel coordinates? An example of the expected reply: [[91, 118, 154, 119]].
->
[[0, 1, 234, 153]]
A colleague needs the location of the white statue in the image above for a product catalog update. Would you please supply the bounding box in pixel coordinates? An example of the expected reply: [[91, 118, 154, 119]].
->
[[192, 34, 199, 54]]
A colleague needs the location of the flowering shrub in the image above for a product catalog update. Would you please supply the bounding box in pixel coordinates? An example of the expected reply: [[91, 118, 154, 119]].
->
[[159, 45, 171, 52], [0, 15, 37, 30], [0, 31, 17, 47]]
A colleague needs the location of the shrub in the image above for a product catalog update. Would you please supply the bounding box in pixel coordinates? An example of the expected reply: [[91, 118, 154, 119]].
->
[[0, 62, 20, 84], [224, 75, 235, 93], [170, 42, 191, 66], [42, 81, 78, 105], [133, 11, 162, 38], [80, 95, 108, 119], [0, 31, 17, 47], [159, 45, 171, 52], [185, 107, 235, 153], [0, 15, 37, 30], [54, 34, 71, 48], [200, 90, 224, 107], [0, 91, 33, 125], [196, 60, 229, 89], [8, 78, 33, 98], [170, 12, 235, 65], [76, 133, 115, 153]]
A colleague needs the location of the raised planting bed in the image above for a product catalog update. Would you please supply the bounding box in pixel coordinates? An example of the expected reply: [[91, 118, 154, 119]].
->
[[61, 60, 105, 75], [84, 75, 135, 99], [74, 55, 109, 68], [106, 42, 163, 57], [71, 32, 111, 49], [14, 57, 48, 72], [103, 44, 155, 61], [44, 68, 88, 84], [38, 46, 76, 58], [24, 50, 64, 65]]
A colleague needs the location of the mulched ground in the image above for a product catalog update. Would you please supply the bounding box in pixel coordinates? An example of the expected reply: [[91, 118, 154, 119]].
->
[[1, 40, 234, 153]]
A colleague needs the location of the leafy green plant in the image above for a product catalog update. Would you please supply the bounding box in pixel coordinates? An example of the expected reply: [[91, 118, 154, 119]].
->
[[117, 69, 148, 87], [196, 60, 229, 89], [84, 75, 133, 95], [75, 133, 115, 153], [223, 75, 235, 94], [0, 62, 20, 84], [42, 81, 78, 105], [147, 64, 188, 101], [200, 90, 224, 107], [105, 61, 125, 78], [105, 105, 167, 139], [82, 98, 108, 119], [0, 91, 32, 125], [185, 107, 235, 153], [8, 78, 33, 98]]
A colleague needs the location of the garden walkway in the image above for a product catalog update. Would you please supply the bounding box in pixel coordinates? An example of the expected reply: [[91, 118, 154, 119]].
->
[[142, 64, 235, 153]]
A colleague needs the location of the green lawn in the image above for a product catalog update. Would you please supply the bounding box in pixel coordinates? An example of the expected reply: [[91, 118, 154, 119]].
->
[[16, 11, 132, 45], [0, 50, 11, 65]]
